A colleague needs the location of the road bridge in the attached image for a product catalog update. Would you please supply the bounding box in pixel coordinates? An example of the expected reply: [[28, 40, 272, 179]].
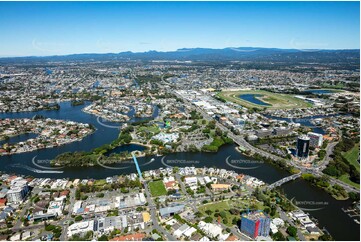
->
[[266, 173, 302, 190]]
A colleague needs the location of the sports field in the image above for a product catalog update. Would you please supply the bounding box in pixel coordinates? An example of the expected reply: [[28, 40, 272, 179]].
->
[[218, 90, 312, 109]]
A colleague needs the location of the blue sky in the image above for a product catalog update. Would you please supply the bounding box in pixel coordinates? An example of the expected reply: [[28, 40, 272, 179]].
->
[[0, 1, 359, 57]]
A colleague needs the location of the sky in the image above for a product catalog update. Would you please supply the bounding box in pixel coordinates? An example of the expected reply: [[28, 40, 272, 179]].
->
[[0, 1, 359, 57]]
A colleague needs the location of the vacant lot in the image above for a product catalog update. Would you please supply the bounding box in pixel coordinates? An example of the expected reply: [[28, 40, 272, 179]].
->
[[218, 90, 311, 109], [148, 180, 167, 196]]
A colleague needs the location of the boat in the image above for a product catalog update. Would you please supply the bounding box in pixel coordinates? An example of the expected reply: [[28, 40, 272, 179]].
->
[[11, 164, 64, 174]]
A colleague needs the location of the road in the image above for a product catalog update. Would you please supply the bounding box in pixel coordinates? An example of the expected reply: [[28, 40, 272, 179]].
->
[[59, 188, 76, 240], [143, 182, 176, 240], [13, 187, 41, 231], [276, 207, 306, 241]]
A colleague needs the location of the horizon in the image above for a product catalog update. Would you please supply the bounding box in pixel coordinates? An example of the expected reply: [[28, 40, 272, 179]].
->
[[0, 45, 360, 59], [0, 1, 359, 57]]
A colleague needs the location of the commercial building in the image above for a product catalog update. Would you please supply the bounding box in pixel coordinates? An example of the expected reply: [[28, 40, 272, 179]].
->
[[67, 220, 95, 237], [159, 205, 185, 218], [296, 135, 310, 159], [95, 216, 125, 234], [307, 132, 323, 148], [240, 211, 271, 239], [210, 184, 231, 192]]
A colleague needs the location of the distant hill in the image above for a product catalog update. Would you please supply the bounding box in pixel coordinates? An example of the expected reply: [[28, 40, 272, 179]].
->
[[0, 47, 359, 64]]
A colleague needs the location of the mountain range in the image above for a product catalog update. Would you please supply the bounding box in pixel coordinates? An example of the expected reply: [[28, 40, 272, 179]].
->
[[0, 47, 359, 64]]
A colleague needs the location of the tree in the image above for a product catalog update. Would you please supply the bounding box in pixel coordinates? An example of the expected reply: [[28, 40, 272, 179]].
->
[[98, 235, 108, 241], [74, 215, 83, 222], [272, 231, 286, 241], [232, 217, 238, 225], [204, 217, 213, 223], [287, 225, 298, 237]]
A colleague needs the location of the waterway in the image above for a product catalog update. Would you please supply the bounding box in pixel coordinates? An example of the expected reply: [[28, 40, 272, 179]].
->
[[263, 114, 341, 134], [0, 102, 358, 240], [239, 94, 271, 106], [305, 89, 336, 95], [282, 179, 359, 241], [0, 133, 38, 146]]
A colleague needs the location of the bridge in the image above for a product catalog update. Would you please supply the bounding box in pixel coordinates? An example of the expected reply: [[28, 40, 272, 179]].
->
[[266, 172, 302, 190], [131, 152, 143, 182]]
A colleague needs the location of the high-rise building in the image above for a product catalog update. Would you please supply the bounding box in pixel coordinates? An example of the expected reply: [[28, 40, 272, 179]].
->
[[240, 211, 271, 239], [307, 132, 323, 148], [296, 135, 310, 159], [6, 178, 29, 204]]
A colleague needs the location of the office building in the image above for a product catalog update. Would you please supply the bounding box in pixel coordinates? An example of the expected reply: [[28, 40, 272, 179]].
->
[[296, 135, 310, 159]]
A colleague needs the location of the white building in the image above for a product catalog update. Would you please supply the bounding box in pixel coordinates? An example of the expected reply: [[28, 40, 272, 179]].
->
[[184, 177, 198, 187], [67, 220, 94, 237], [198, 221, 229, 240], [6, 178, 29, 204], [151, 132, 179, 144], [307, 132, 323, 148]]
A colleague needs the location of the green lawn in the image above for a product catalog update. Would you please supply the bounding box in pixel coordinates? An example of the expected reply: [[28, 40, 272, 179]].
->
[[94, 179, 107, 186], [217, 90, 312, 110], [148, 180, 167, 196], [138, 125, 160, 134], [338, 174, 360, 189], [342, 143, 360, 171], [198, 199, 265, 227], [336, 143, 360, 190]]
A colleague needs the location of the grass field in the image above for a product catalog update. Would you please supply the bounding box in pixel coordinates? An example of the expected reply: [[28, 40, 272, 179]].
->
[[148, 180, 167, 196], [342, 143, 360, 172], [217, 90, 312, 110], [339, 143, 360, 189], [138, 125, 160, 134]]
